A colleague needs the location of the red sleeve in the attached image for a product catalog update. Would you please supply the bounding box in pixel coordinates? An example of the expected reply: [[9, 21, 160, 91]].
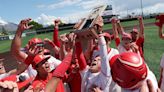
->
[[115, 37, 120, 47], [75, 42, 87, 70], [52, 53, 72, 78], [1, 75, 17, 82], [136, 37, 144, 46], [53, 28, 60, 47], [24, 55, 34, 65]]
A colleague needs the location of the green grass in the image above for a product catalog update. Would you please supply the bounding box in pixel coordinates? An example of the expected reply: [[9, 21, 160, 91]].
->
[[0, 29, 72, 53], [144, 25, 164, 79], [103, 18, 155, 30], [106, 25, 164, 80]]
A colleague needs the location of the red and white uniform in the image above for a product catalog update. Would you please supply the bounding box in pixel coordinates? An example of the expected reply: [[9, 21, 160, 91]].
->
[[66, 70, 82, 92], [53, 27, 60, 48], [76, 36, 121, 92], [32, 73, 64, 92], [53, 27, 60, 59], [121, 69, 158, 92], [0, 73, 10, 80], [25, 54, 68, 92], [52, 53, 73, 92], [115, 38, 132, 53], [115, 38, 141, 56], [20, 65, 37, 79], [135, 37, 144, 58]]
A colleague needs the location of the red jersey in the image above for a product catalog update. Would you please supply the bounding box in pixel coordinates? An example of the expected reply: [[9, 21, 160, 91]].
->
[[136, 37, 144, 59], [53, 28, 60, 59], [32, 73, 64, 92], [67, 72, 81, 92]]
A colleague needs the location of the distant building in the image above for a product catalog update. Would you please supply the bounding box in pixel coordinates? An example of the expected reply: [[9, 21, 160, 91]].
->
[[102, 5, 116, 23]]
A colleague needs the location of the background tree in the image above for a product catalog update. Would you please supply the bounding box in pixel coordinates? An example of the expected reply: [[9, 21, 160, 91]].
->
[[28, 21, 43, 30]]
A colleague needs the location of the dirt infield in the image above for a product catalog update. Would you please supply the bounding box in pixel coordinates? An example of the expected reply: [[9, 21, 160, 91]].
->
[[0, 51, 18, 72], [0, 23, 155, 72]]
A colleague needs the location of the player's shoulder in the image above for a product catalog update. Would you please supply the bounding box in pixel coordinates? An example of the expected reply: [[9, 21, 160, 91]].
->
[[111, 48, 119, 54]]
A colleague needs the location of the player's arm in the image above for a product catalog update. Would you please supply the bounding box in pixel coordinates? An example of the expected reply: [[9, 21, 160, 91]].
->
[[45, 77, 60, 92], [98, 34, 110, 76], [75, 42, 87, 71], [158, 24, 164, 39], [11, 18, 33, 62], [138, 16, 145, 38], [116, 19, 125, 35], [158, 67, 163, 88], [44, 38, 60, 55], [111, 18, 119, 39], [46, 33, 76, 92], [53, 19, 61, 47], [111, 18, 120, 47], [0, 81, 18, 92], [84, 39, 94, 61], [59, 33, 68, 60]]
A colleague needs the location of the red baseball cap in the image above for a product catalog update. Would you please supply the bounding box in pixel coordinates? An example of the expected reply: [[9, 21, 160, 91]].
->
[[101, 32, 111, 40], [32, 54, 50, 69], [28, 38, 43, 47], [122, 33, 132, 40], [131, 28, 138, 34]]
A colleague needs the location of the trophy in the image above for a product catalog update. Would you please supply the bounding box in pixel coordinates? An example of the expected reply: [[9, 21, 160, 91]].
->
[[155, 14, 164, 27], [74, 5, 107, 40]]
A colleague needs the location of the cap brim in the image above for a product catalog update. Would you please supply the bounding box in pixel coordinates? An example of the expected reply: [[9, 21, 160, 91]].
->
[[35, 56, 51, 67]]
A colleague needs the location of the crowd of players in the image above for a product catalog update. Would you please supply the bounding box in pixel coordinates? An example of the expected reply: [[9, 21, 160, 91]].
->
[[0, 14, 164, 92]]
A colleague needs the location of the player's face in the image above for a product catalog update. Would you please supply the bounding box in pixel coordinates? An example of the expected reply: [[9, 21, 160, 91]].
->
[[131, 32, 138, 41], [90, 56, 101, 73], [122, 38, 131, 47], [0, 62, 6, 74], [36, 60, 51, 73]]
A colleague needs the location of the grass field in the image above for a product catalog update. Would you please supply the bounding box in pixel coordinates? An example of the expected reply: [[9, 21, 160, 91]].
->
[[0, 18, 164, 80]]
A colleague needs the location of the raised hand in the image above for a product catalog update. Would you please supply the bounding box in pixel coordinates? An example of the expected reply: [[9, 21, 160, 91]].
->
[[94, 16, 104, 27], [130, 42, 139, 53], [140, 79, 161, 92], [44, 38, 55, 47], [59, 34, 69, 44], [54, 19, 61, 26], [111, 17, 118, 24], [17, 18, 33, 32], [0, 81, 19, 92], [138, 16, 143, 21], [27, 45, 41, 57]]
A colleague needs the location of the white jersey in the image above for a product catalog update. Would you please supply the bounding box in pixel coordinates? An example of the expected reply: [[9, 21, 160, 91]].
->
[[160, 53, 164, 92], [80, 36, 121, 92], [117, 44, 133, 54], [18, 65, 37, 80], [0, 73, 10, 79], [19, 56, 61, 80], [121, 70, 158, 92], [117, 44, 141, 57]]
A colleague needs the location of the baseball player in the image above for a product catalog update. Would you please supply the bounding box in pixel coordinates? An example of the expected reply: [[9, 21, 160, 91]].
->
[[110, 52, 158, 92]]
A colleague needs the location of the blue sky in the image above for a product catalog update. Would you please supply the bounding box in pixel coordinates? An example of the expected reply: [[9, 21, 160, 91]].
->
[[0, 0, 85, 23], [0, 0, 164, 25]]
